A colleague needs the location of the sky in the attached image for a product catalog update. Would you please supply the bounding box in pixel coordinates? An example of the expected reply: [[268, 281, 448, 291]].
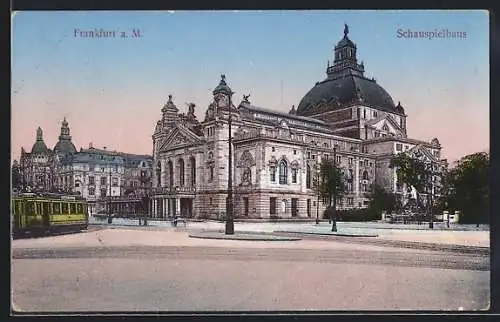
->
[[11, 10, 489, 165]]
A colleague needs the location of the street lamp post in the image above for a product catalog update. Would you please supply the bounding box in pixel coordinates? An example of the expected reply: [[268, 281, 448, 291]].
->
[[225, 92, 235, 235], [315, 166, 320, 225], [331, 144, 338, 232], [107, 158, 113, 224]]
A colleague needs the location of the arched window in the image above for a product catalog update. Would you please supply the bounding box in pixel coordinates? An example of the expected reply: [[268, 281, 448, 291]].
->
[[190, 156, 196, 186], [168, 160, 174, 187], [383, 124, 389, 131], [306, 164, 311, 188], [363, 170, 369, 180], [178, 159, 185, 186], [156, 161, 161, 187], [279, 160, 287, 184]]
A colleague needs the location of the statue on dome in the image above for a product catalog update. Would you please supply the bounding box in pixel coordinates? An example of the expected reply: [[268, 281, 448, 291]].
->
[[344, 23, 349, 37]]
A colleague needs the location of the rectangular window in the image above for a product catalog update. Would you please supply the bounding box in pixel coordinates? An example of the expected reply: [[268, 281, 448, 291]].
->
[[62, 202, 69, 214], [349, 157, 353, 165], [88, 187, 95, 196], [26, 201, 35, 215], [209, 167, 214, 181], [77, 203, 83, 213], [293, 150, 297, 155], [112, 177, 118, 187], [291, 168, 297, 183], [270, 166, 276, 182], [36, 203, 42, 215], [53, 202, 61, 214], [269, 197, 277, 215], [336, 156, 341, 164], [89, 176, 95, 185], [100, 177, 107, 186], [272, 147, 275, 152], [396, 143, 403, 151], [307, 152, 311, 159], [70, 203, 76, 214]]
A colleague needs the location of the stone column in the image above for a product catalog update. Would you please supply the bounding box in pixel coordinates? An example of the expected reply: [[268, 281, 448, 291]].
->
[[176, 197, 181, 216], [163, 198, 167, 219]]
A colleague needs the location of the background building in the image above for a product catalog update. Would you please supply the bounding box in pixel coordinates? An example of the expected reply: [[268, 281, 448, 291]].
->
[[17, 119, 153, 215], [151, 26, 447, 220]]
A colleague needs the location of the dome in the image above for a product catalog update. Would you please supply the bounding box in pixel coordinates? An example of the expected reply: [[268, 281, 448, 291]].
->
[[296, 75, 397, 117], [54, 140, 77, 154], [53, 117, 77, 154], [31, 140, 50, 154], [213, 74, 233, 95], [31, 127, 50, 154], [296, 24, 402, 117]]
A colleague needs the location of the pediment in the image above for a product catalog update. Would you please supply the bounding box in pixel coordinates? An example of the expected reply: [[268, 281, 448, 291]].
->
[[367, 115, 402, 135], [406, 144, 436, 163], [159, 124, 203, 152]]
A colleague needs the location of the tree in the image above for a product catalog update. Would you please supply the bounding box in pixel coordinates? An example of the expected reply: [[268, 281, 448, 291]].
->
[[390, 152, 435, 227], [315, 158, 346, 232], [366, 184, 398, 219], [11, 160, 22, 191], [443, 152, 489, 225]]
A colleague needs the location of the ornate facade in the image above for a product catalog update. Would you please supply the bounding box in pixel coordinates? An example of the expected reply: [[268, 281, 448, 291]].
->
[[17, 119, 153, 215], [151, 26, 447, 220]]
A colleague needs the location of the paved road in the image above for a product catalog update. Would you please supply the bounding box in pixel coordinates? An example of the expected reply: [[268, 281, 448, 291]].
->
[[12, 243, 489, 312]]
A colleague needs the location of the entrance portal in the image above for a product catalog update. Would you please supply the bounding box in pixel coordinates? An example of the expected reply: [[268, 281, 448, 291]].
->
[[180, 198, 193, 218]]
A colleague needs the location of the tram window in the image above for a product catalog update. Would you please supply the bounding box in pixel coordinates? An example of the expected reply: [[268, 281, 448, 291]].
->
[[62, 203, 68, 214], [70, 203, 76, 214], [43, 202, 50, 215], [36, 203, 42, 215], [53, 202, 61, 214], [26, 201, 35, 215], [13, 200, 19, 215], [77, 203, 83, 213]]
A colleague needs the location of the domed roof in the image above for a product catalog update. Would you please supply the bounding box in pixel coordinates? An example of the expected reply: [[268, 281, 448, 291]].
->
[[296, 24, 400, 117], [53, 118, 77, 154], [31, 127, 50, 154], [213, 74, 233, 95], [296, 75, 396, 117], [54, 140, 77, 154]]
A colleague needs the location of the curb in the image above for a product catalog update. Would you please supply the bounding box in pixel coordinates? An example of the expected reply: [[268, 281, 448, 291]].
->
[[189, 232, 301, 241], [273, 231, 489, 255], [276, 230, 378, 238]]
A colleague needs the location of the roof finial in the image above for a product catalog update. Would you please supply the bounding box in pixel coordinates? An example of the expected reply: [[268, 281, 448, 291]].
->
[[221, 74, 226, 82], [168, 94, 173, 101], [344, 23, 349, 37]]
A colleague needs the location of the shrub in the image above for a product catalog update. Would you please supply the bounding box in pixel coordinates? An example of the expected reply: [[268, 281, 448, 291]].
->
[[322, 208, 380, 222]]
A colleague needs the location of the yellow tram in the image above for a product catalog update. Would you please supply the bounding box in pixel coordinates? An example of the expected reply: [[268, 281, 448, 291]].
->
[[11, 192, 89, 238]]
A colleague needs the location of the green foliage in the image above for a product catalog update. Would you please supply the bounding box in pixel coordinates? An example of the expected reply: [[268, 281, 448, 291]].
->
[[323, 208, 380, 222], [366, 184, 399, 216], [389, 153, 433, 193], [313, 158, 346, 207], [11, 161, 22, 189], [442, 152, 489, 224]]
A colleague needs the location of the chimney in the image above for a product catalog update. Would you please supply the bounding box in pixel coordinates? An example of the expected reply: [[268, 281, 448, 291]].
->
[[89, 142, 93, 149], [103, 146, 107, 151]]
